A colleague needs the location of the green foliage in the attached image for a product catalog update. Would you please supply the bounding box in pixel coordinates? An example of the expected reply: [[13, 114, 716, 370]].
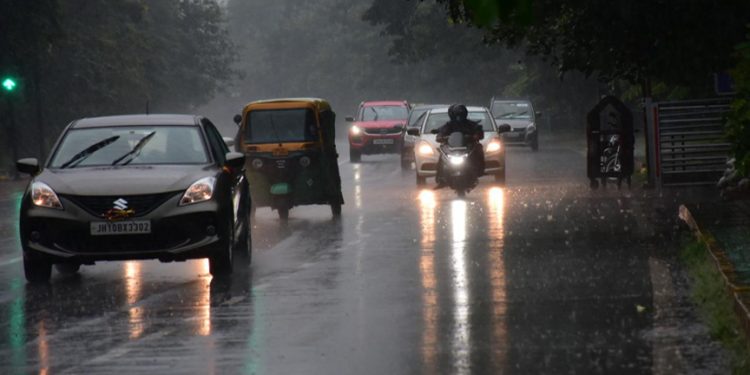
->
[[680, 237, 750, 374], [0, 0, 237, 167], [726, 33, 750, 177]]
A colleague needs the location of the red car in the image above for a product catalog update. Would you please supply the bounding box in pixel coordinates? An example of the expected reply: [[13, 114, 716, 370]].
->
[[346, 101, 409, 162]]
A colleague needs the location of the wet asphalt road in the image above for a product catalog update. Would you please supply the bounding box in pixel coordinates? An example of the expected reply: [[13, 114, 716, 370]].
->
[[0, 138, 728, 374]]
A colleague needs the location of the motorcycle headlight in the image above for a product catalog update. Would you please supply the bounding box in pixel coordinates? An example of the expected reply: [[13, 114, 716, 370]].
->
[[448, 155, 466, 166], [350, 125, 362, 136], [486, 140, 502, 153], [418, 142, 434, 156], [180, 177, 216, 206], [31, 181, 63, 210]]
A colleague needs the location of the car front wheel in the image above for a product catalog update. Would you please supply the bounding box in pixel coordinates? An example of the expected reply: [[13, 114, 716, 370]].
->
[[209, 219, 234, 277], [24, 255, 51, 283]]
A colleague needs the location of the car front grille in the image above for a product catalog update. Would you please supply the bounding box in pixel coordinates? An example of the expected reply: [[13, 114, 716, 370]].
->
[[364, 127, 401, 135], [63, 192, 179, 218]]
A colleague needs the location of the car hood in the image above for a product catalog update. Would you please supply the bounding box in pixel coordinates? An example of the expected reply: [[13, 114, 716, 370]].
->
[[353, 120, 406, 129], [36, 165, 216, 196], [493, 118, 534, 130]]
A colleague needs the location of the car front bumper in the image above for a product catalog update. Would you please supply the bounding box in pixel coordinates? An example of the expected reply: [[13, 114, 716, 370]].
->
[[20, 193, 228, 263]]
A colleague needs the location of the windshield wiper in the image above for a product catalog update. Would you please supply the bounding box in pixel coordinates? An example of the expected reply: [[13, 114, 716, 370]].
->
[[59, 136, 120, 169], [369, 107, 379, 121], [112, 131, 156, 166]]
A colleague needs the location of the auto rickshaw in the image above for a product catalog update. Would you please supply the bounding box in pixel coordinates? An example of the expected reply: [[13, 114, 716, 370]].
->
[[233, 98, 344, 220]]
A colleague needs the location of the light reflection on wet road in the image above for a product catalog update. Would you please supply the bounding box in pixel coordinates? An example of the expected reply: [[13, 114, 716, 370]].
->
[[0, 140, 728, 374]]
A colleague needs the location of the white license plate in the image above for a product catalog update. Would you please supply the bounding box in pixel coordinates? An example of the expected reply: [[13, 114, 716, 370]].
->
[[372, 139, 394, 145], [91, 220, 151, 236]]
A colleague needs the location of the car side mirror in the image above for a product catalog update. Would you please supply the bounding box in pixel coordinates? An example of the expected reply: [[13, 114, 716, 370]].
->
[[535, 111, 542, 118], [430, 129, 439, 134], [233, 114, 242, 126], [497, 124, 512, 134], [345, 116, 355, 122], [393, 124, 404, 132], [222, 136, 235, 148], [224, 152, 245, 169], [16, 158, 40, 175], [407, 128, 420, 136]]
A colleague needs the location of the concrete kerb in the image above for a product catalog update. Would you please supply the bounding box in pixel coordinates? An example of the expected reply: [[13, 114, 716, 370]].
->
[[678, 204, 750, 337]]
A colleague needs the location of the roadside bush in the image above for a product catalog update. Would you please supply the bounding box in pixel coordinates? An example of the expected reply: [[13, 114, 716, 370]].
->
[[726, 31, 750, 178]]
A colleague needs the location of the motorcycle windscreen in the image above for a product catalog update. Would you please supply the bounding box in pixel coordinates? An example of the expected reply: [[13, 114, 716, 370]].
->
[[447, 132, 467, 147]]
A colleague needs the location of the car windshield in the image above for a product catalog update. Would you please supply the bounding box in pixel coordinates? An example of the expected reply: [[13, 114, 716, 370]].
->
[[408, 109, 431, 128], [360, 105, 408, 121], [492, 101, 533, 120], [423, 112, 494, 134], [49, 126, 209, 168], [245, 108, 317, 144]]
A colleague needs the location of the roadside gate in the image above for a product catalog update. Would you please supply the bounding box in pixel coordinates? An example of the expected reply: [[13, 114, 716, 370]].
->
[[644, 98, 732, 187]]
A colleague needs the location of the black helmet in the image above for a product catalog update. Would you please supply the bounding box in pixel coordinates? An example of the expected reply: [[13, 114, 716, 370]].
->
[[448, 104, 468, 121]]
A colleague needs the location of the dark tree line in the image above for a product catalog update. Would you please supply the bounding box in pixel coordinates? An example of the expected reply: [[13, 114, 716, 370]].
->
[[0, 0, 236, 173]]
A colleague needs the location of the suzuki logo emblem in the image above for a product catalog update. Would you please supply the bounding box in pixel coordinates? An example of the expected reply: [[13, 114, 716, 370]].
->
[[114, 198, 128, 210]]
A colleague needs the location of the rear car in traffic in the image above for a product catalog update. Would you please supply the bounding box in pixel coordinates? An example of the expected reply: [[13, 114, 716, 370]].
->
[[346, 100, 409, 162], [489, 98, 541, 151], [410, 106, 509, 185], [17, 114, 252, 282], [400, 104, 448, 169]]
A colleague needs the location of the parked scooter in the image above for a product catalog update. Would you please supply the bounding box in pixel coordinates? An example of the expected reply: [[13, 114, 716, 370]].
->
[[437, 132, 480, 197]]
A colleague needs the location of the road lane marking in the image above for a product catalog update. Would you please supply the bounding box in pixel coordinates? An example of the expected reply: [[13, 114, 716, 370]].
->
[[0, 256, 21, 267]]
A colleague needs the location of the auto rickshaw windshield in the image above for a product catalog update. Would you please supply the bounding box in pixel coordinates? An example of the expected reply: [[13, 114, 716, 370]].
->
[[245, 108, 317, 144]]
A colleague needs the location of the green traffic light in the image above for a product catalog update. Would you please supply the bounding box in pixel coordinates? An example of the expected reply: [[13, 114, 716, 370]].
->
[[2, 77, 17, 92]]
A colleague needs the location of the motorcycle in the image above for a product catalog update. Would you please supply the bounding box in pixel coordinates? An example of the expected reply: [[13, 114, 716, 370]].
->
[[437, 131, 480, 197]]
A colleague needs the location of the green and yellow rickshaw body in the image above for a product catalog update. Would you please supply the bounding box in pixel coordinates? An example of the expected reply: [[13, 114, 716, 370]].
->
[[236, 98, 344, 219]]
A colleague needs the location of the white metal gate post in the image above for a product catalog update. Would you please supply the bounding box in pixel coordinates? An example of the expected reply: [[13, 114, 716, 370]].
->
[[643, 97, 661, 187]]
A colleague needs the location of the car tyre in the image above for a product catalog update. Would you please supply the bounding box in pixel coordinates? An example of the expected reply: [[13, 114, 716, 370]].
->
[[530, 136, 539, 151], [209, 219, 234, 277], [400, 151, 411, 170], [24, 256, 51, 283], [350, 148, 361, 163], [234, 216, 252, 265], [55, 262, 81, 275], [494, 169, 506, 185]]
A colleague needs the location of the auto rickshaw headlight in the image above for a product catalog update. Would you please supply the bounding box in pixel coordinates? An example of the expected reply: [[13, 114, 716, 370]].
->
[[350, 125, 362, 136], [299, 156, 311, 167], [251, 158, 263, 170]]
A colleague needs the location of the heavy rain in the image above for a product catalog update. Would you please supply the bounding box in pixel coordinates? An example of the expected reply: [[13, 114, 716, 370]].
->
[[1, 0, 749, 374]]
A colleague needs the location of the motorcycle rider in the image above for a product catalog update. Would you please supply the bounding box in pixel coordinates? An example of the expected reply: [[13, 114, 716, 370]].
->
[[434, 104, 485, 189]]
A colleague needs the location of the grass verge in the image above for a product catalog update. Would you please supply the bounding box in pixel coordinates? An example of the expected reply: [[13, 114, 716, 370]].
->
[[680, 235, 750, 374]]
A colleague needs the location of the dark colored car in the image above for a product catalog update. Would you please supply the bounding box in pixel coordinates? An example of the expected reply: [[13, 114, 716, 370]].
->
[[346, 100, 409, 162], [16, 114, 252, 282], [489, 98, 542, 151], [400, 104, 448, 169]]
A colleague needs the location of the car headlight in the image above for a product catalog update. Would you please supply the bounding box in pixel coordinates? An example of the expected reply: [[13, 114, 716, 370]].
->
[[31, 181, 63, 209], [527, 123, 537, 133], [350, 125, 362, 136], [486, 140, 502, 153], [417, 142, 434, 156], [180, 177, 216, 206], [448, 155, 466, 166]]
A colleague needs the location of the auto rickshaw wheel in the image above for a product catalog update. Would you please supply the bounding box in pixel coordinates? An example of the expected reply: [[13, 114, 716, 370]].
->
[[416, 174, 427, 186], [278, 207, 289, 220], [349, 149, 361, 163], [589, 178, 599, 190], [400, 152, 411, 170], [24, 256, 51, 283], [494, 170, 506, 185], [331, 202, 342, 217]]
